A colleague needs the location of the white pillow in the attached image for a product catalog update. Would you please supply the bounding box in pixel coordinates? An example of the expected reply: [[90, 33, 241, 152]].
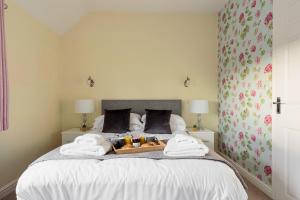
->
[[141, 114, 186, 132], [129, 113, 144, 132], [92, 113, 143, 132], [92, 115, 104, 131], [170, 114, 187, 132]]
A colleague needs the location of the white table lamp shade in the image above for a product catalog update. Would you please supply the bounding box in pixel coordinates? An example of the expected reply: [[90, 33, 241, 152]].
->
[[190, 100, 209, 114], [75, 100, 95, 113]]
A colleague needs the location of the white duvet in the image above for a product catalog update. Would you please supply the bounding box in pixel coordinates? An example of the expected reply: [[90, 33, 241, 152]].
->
[[17, 158, 247, 200], [17, 131, 247, 200]]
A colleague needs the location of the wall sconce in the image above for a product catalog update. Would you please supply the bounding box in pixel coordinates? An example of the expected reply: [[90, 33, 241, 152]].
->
[[184, 76, 191, 87], [87, 76, 95, 87]]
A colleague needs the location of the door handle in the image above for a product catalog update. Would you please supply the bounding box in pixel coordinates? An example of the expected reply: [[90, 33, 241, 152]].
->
[[273, 97, 285, 114]]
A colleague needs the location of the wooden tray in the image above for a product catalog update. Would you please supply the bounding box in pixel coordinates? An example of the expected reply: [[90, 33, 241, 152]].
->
[[113, 141, 166, 154]]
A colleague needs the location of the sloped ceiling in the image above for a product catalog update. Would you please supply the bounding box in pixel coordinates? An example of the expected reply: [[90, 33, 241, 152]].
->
[[12, 0, 225, 35]]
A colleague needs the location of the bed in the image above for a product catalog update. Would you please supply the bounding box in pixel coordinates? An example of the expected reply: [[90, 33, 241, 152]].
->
[[16, 100, 248, 200]]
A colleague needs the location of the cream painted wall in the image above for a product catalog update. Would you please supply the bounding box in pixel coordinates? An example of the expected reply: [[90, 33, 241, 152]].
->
[[0, 1, 61, 187], [0, 8, 219, 188], [61, 12, 219, 131]]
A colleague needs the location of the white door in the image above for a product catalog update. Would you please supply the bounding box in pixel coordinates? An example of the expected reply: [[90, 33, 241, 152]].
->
[[273, 1, 300, 200]]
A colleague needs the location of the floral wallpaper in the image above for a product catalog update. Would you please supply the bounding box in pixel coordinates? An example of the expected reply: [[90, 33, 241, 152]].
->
[[218, 0, 273, 186]]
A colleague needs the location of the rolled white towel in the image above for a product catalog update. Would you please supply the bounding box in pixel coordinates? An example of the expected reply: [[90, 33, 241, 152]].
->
[[174, 133, 199, 145], [166, 140, 208, 152], [164, 137, 209, 157], [60, 140, 112, 156], [165, 138, 208, 152], [74, 134, 105, 146], [164, 150, 207, 157]]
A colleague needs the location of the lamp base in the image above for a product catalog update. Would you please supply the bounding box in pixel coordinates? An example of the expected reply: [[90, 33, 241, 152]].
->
[[80, 113, 88, 132], [197, 113, 204, 131], [80, 126, 88, 132]]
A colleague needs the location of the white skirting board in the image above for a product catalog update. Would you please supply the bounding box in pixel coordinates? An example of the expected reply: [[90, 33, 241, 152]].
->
[[219, 152, 273, 199], [0, 179, 17, 199]]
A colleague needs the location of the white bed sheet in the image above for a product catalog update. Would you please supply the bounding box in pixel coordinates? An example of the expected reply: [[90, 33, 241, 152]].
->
[[17, 158, 247, 200]]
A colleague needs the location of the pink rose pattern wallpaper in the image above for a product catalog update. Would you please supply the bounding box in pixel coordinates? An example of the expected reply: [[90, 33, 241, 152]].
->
[[218, 0, 273, 186]]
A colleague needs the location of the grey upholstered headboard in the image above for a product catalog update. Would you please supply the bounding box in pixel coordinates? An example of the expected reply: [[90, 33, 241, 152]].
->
[[101, 100, 182, 116]]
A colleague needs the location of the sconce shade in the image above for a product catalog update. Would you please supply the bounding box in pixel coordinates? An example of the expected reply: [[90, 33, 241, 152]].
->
[[190, 100, 209, 114], [75, 99, 95, 114]]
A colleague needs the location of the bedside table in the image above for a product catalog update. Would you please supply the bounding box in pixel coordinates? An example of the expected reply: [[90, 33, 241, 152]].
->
[[61, 128, 87, 145], [187, 128, 215, 151]]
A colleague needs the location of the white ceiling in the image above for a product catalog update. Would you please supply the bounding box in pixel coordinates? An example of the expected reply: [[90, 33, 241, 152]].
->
[[12, 0, 225, 35], [274, 0, 300, 46]]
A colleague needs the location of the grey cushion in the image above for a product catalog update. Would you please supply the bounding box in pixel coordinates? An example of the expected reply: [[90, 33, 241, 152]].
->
[[102, 109, 131, 133], [144, 109, 172, 134]]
